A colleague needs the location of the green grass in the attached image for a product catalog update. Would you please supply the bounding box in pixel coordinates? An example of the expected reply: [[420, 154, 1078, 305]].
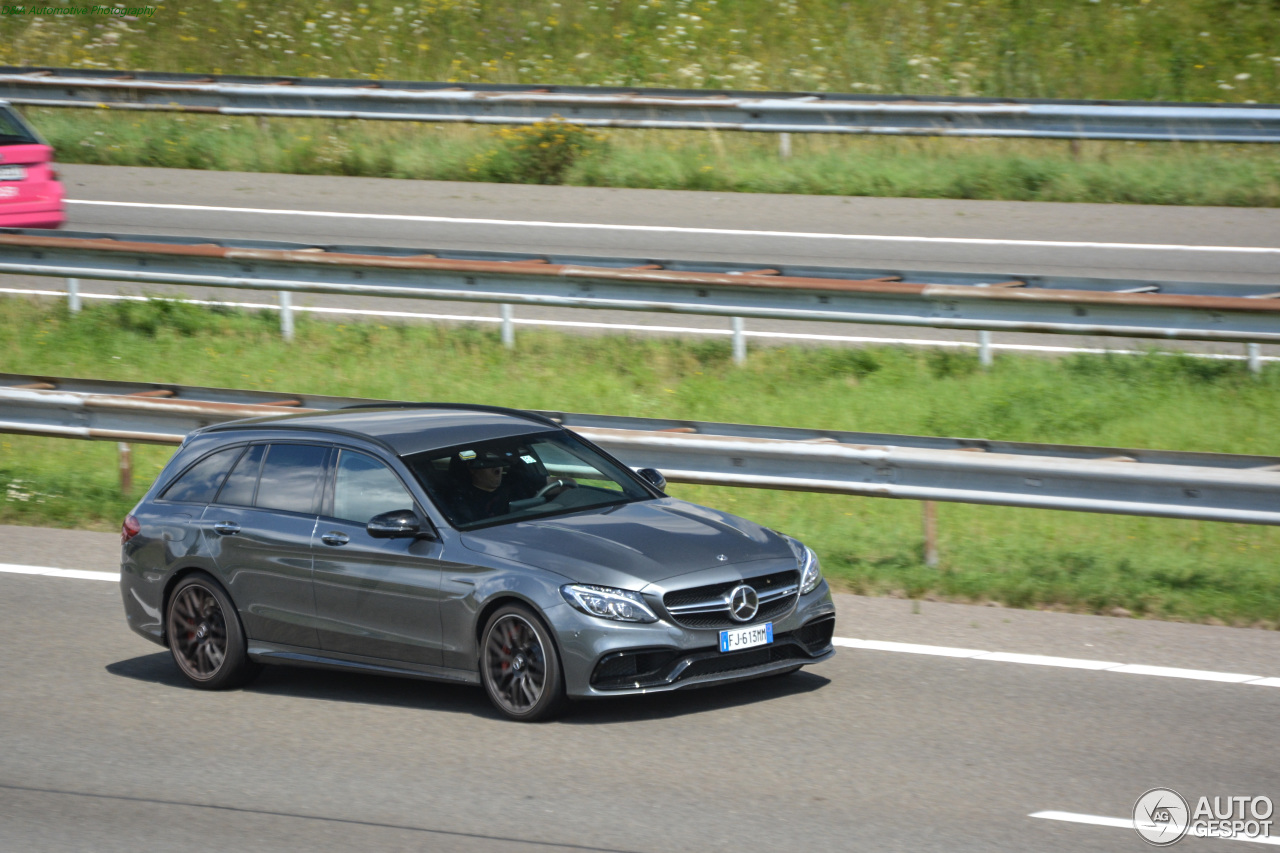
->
[[6, 0, 1280, 205], [3, 0, 1277, 101], [2, 295, 1279, 626], [35, 109, 1280, 206]]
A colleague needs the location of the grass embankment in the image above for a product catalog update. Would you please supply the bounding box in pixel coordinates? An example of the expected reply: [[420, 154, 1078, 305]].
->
[[5, 0, 1280, 204], [4, 0, 1276, 100], [2, 296, 1278, 626]]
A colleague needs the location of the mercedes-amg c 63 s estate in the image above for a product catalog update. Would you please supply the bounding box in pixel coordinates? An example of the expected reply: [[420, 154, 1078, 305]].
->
[[121, 405, 836, 720]]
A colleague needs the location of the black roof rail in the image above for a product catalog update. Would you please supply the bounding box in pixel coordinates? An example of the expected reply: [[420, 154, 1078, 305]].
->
[[339, 401, 563, 429]]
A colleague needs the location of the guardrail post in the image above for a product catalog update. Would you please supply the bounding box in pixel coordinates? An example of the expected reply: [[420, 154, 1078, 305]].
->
[[779, 132, 792, 159], [118, 442, 132, 494], [278, 291, 294, 341], [731, 317, 746, 365], [501, 304, 515, 349], [978, 330, 993, 369], [1247, 343, 1262, 376], [66, 278, 80, 313], [922, 501, 939, 567]]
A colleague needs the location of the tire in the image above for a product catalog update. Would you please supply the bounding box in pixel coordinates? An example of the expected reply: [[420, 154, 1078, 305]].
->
[[165, 572, 260, 690], [480, 604, 567, 722]]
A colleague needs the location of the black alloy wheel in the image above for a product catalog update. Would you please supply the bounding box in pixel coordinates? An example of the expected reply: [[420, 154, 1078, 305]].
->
[[165, 573, 259, 690], [480, 604, 566, 721]]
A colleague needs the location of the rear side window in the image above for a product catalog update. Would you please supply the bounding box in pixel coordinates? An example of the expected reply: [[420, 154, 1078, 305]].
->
[[0, 106, 38, 145], [255, 444, 328, 515], [216, 444, 265, 507], [161, 446, 244, 504]]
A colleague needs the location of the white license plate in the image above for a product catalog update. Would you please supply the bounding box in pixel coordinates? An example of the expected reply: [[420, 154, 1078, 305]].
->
[[0, 166, 26, 181], [719, 622, 773, 653]]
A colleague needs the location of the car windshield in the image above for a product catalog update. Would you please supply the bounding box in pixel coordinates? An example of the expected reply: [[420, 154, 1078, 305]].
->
[[0, 107, 39, 146], [404, 429, 652, 531]]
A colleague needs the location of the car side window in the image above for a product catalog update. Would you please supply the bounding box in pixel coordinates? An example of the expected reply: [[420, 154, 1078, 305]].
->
[[161, 446, 244, 504], [215, 444, 265, 507], [332, 450, 415, 525], [255, 444, 329, 515]]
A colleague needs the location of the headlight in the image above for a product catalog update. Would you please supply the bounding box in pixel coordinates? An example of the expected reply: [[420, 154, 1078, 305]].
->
[[786, 537, 823, 595], [560, 584, 658, 623]]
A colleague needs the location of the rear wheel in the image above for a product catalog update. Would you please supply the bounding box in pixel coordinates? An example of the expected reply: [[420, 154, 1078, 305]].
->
[[480, 604, 567, 722], [165, 573, 259, 690]]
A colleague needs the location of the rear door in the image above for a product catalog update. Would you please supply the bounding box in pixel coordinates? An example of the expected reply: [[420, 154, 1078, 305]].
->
[[312, 448, 446, 666], [204, 442, 328, 649]]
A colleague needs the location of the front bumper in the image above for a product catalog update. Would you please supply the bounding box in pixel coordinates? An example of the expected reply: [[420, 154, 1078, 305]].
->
[[549, 581, 837, 698]]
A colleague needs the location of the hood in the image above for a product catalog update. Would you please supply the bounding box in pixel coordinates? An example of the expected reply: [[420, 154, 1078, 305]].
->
[[459, 498, 794, 589]]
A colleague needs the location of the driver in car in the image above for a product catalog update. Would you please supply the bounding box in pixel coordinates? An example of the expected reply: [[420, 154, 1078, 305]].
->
[[452, 450, 575, 524]]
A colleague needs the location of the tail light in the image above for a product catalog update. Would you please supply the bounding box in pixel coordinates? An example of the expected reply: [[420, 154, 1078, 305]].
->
[[121, 514, 141, 544], [49, 168, 59, 181]]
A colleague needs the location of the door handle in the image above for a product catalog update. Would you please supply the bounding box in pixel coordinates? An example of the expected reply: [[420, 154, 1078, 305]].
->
[[212, 522, 241, 535], [321, 531, 350, 546]]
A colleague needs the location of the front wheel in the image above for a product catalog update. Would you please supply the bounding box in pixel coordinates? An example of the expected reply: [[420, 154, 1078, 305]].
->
[[165, 572, 259, 690], [480, 604, 567, 722]]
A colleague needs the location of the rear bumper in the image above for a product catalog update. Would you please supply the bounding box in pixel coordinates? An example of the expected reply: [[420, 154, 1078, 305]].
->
[[0, 203, 65, 229], [0, 182, 66, 229]]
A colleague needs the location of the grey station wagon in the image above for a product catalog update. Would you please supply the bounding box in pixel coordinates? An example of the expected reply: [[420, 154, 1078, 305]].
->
[[120, 405, 836, 720]]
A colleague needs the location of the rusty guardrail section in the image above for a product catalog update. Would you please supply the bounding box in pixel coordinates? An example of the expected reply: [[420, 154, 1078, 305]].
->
[[2, 67, 1278, 142], [1, 231, 1278, 343], [2, 374, 1278, 525]]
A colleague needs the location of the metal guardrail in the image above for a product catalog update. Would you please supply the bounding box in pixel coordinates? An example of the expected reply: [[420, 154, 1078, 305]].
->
[[2, 373, 1278, 525], [1, 231, 1278, 345], [2, 67, 1278, 143]]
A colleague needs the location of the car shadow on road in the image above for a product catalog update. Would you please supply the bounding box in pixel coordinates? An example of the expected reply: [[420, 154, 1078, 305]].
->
[[106, 652, 497, 717], [107, 652, 830, 723]]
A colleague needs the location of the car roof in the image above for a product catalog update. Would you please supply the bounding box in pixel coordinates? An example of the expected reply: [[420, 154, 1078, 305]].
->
[[201, 405, 561, 456]]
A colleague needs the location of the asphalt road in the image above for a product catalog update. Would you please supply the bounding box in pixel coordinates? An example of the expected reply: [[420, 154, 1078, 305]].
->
[[4, 164, 1275, 358], [3, 525, 1278, 852]]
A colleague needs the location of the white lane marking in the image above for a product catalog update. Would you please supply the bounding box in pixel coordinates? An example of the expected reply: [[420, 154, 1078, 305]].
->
[[1107, 663, 1262, 683], [3, 286, 1275, 363], [832, 636, 1280, 687], [6, 562, 1272, 689], [975, 651, 1119, 670], [66, 199, 1280, 255], [0, 562, 120, 582], [1030, 811, 1280, 845], [841, 638, 987, 658]]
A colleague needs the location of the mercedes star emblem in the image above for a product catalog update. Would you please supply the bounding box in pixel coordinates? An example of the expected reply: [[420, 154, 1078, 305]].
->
[[728, 584, 759, 622]]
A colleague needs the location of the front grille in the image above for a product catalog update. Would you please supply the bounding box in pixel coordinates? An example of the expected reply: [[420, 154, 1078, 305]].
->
[[678, 643, 808, 679], [589, 629, 827, 691], [662, 569, 799, 630]]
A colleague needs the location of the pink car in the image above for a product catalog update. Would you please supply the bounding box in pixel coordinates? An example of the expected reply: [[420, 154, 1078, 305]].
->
[[0, 100, 65, 229]]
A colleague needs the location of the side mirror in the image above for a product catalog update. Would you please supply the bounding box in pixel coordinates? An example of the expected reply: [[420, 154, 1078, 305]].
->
[[636, 467, 667, 492], [367, 509, 429, 539]]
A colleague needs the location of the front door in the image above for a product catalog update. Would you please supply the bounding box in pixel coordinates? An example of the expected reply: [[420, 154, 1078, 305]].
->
[[312, 449, 445, 666]]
